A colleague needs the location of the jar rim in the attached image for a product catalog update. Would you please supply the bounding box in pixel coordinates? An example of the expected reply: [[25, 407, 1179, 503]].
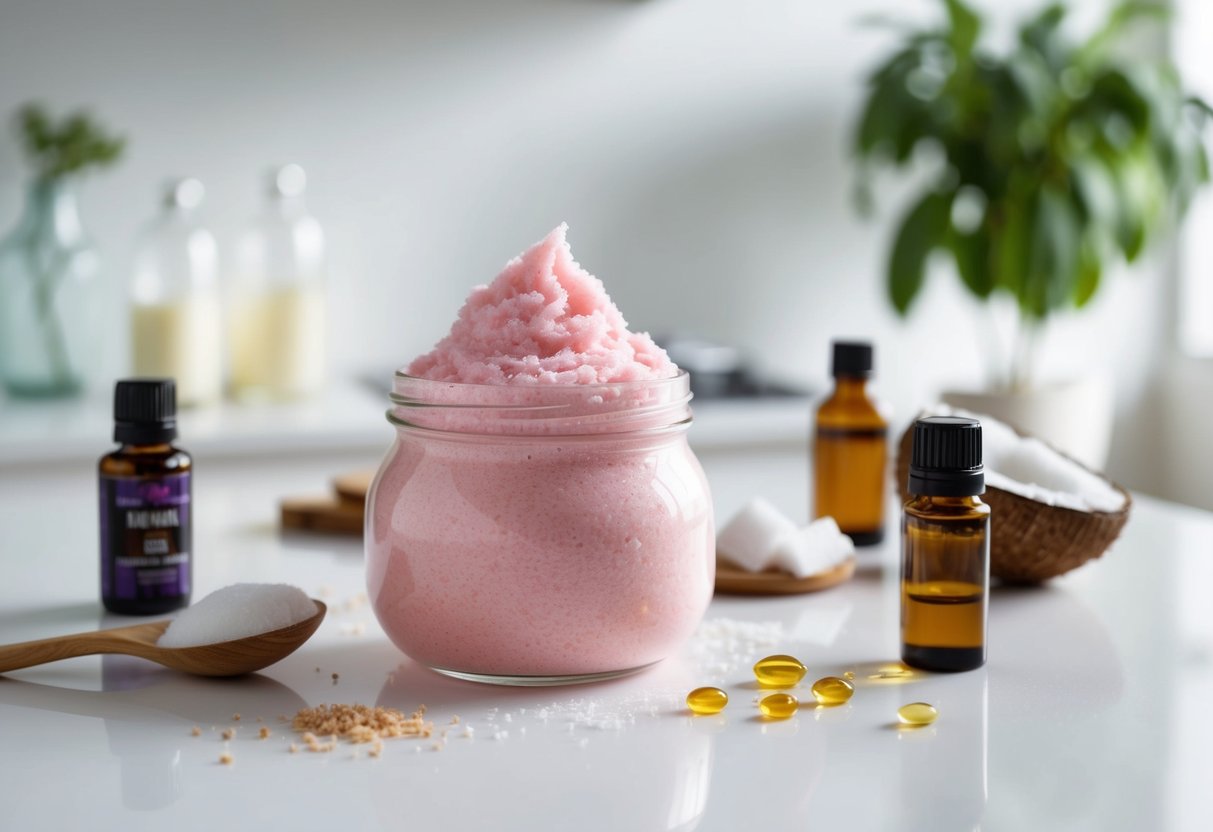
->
[[387, 369, 693, 437]]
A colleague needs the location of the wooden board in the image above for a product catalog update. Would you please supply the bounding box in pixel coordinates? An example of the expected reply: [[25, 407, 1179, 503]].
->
[[280, 497, 364, 536], [333, 470, 375, 506], [714, 556, 855, 596]]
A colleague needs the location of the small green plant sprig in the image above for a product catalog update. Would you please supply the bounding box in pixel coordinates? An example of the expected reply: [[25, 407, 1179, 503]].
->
[[853, 0, 1211, 388], [16, 102, 125, 181]]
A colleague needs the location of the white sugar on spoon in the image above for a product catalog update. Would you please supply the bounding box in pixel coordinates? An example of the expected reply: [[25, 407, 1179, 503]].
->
[[158, 583, 318, 648]]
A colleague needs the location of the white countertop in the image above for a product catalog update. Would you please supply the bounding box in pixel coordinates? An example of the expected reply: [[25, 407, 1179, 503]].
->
[[1, 449, 1211, 831]]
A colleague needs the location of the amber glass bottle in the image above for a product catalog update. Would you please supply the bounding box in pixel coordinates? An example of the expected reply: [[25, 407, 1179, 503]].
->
[[99, 379, 192, 615], [813, 341, 888, 545], [901, 416, 989, 672]]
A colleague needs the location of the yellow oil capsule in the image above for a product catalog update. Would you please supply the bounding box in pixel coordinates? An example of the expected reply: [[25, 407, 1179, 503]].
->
[[686, 686, 728, 715], [753, 654, 807, 688], [758, 693, 799, 719], [810, 676, 855, 706], [897, 702, 938, 726]]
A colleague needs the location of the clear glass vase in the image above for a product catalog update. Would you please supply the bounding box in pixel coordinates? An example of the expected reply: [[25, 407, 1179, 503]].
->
[[0, 177, 101, 398]]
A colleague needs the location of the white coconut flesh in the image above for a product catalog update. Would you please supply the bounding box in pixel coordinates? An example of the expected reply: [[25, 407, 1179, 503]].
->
[[926, 405, 1127, 514]]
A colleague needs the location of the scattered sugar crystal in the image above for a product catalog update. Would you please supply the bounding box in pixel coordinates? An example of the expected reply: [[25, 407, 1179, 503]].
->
[[158, 583, 316, 648]]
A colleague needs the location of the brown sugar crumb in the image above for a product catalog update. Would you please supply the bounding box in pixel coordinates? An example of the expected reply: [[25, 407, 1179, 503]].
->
[[288, 743, 299, 754], [219, 752, 233, 766], [259, 727, 271, 740], [232, 713, 241, 721], [291, 704, 432, 745], [348, 725, 378, 744], [256, 716, 264, 723], [221, 728, 236, 741], [190, 726, 202, 737], [331, 672, 339, 684], [315, 667, 321, 673], [450, 715, 460, 725], [369, 740, 384, 758]]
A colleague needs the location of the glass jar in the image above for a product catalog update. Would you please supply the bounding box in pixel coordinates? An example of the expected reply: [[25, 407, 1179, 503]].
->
[[366, 371, 715, 685]]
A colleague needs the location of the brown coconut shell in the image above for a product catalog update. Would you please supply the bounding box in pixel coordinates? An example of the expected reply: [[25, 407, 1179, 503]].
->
[[895, 415, 1132, 584]]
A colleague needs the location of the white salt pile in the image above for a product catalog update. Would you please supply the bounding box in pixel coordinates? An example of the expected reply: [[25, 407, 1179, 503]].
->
[[158, 583, 317, 648]]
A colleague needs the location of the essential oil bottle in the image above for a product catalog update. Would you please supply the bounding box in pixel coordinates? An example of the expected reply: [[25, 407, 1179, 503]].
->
[[813, 340, 889, 545], [901, 416, 989, 672], [99, 379, 192, 615]]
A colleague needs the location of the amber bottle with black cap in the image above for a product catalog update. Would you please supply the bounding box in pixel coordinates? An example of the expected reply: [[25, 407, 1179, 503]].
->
[[901, 416, 990, 672], [813, 341, 888, 545]]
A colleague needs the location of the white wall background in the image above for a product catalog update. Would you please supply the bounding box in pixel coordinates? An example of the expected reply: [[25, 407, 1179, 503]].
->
[[0, 0, 1182, 492]]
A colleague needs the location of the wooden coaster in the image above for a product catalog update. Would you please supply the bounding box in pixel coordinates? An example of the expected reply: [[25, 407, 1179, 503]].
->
[[280, 497, 364, 536], [333, 470, 375, 506], [714, 556, 855, 596]]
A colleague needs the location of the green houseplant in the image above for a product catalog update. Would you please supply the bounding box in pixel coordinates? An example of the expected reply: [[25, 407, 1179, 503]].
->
[[0, 103, 125, 397], [853, 0, 1210, 466]]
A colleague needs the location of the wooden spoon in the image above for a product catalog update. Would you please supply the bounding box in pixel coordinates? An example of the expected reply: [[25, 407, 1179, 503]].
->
[[0, 600, 326, 677]]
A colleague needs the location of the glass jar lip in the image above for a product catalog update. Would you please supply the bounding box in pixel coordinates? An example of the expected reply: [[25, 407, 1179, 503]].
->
[[387, 369, 693, 437], [391, 368, 689, 392]]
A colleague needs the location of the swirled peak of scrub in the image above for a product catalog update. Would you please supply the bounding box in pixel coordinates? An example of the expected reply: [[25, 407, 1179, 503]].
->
[[407, 224, 676, 385]]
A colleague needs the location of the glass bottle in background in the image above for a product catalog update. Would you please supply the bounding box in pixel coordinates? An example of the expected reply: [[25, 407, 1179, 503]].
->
[[229, 164, 326, 401], [901, 416, 989, 672], [812, 340, 889, 545], [130, 179, 222, 407]]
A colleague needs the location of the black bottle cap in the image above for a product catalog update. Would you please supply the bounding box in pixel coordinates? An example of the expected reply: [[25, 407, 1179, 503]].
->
[[113, 379, 178, 445], [831, 341, 873, 378], [907, 416, 984, 497]]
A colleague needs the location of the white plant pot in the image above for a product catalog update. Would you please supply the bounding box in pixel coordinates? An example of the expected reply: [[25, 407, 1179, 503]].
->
[[941, 376, 1114, 471]]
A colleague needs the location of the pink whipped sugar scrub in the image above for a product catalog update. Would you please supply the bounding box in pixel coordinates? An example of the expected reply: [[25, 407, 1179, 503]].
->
[[365, 225, 714, 684]]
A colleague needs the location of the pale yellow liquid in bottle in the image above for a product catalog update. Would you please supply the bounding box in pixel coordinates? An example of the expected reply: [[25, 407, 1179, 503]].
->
[[229, 286, 325, 400], [131, 295, 223, 407]]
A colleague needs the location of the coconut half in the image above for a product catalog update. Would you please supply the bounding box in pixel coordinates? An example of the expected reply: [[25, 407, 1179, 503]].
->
[[896, 405, 1131, 584]]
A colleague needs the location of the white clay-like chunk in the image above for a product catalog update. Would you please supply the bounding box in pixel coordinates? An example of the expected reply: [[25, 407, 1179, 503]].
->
[[716, 498, 799, 573], [771, 517, 856, 579]]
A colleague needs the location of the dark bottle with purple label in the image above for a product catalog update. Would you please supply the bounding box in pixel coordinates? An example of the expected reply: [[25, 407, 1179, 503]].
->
[[99, 379, 192, 615]]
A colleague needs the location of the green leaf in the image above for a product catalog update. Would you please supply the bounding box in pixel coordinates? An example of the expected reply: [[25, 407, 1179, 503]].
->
[[1070, 157, 1119, 227], [948, 222, 994, 298], [943, 0, 981, 58], [1074, 233, 1103, 308], [1088, 69, 1151, 136], [1022, 186, 1081, 317], [1019, 3, 1067, 70], [1079, 1, 1169, 68], [1103, 150, 1162, 261], [992, 194, 1030, 297], [855, 62, 940, 165], [888, 190, 953, 315], [855, 66, 913, 159]]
